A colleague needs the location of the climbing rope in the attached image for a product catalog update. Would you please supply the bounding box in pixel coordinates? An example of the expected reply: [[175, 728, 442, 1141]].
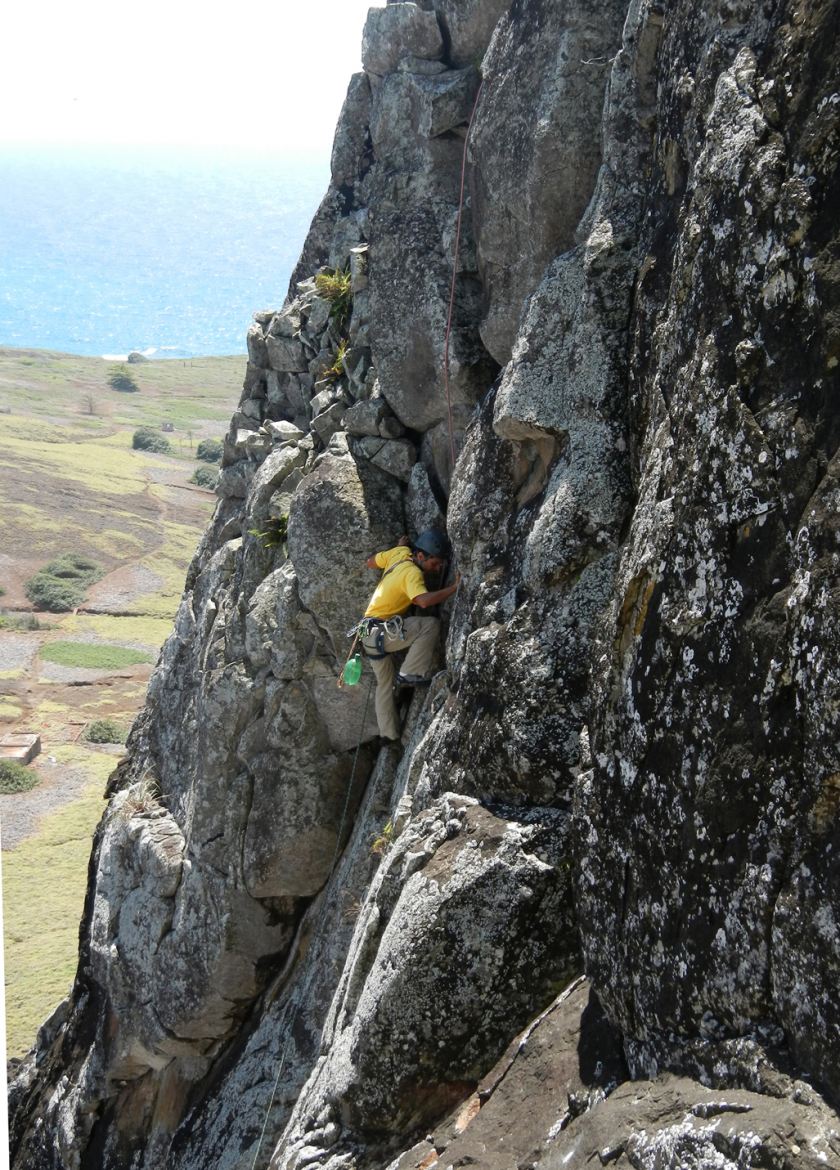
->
[[249, 674, 375, 1170], [443, 79, 484, 470]]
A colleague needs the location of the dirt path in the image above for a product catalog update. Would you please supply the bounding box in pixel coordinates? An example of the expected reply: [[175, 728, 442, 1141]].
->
[[0, 761, 99, 850]]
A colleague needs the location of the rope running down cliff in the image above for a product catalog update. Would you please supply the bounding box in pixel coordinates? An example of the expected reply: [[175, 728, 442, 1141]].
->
[[443, 79, 483, 470], [250, 674, 375, 1170]]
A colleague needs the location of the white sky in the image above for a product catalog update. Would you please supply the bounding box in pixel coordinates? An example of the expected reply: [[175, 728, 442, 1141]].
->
[[0, 0, 383, 150]]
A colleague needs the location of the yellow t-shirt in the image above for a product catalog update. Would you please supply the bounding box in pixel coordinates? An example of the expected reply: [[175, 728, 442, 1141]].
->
[[365, 547, 426, 618]]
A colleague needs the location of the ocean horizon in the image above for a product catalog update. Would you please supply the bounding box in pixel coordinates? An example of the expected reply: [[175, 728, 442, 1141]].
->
[[0, 144, 330, 360]]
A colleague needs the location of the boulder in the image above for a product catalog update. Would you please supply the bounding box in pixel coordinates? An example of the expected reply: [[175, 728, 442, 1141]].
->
[[246, 323, 270, 369], [371, 437, 417, 482], [310, 401, 347, 445], [287, 447, 405, 652], [344, 398, 390, 436], [245, 445, 307, 525], [266, 419, 305, 443], [266, 335, 310, 373], [280, 797, 579, 1133], [379, 414, 405, 439], [361, 4, 444, 77], [267, 308, 302, 340], [426, 0, 510, 67]]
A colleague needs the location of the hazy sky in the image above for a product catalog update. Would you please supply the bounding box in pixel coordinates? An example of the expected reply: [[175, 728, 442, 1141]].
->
[[0, 0, 383, 150]]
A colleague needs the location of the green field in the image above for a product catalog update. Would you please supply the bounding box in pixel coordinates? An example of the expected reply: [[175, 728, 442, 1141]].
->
[[0, 346, 242, 1058]]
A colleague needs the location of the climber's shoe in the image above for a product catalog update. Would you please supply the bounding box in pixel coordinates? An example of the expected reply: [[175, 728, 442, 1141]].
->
[[396, 673, 431, 687]]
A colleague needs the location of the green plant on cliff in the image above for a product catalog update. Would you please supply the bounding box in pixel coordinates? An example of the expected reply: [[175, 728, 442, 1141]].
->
[[116, 774, 162, 821], [315, 269, 353, 322], [24, 553, 106, 612], [0, 760, 40, 795], [370, 820, 393, 856], [248, 513, 288, 554], [107, 363, 140, 393], [325, 341, 348, 381]]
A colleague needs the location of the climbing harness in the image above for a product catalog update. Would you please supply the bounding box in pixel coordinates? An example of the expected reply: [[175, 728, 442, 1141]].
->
[[338, 560, 410, 686], [249, 675, 375, 1170], [443, 80, 484, 471]]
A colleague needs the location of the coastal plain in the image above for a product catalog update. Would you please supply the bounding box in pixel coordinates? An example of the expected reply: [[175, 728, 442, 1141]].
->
[[0, 346, 243, 1058]]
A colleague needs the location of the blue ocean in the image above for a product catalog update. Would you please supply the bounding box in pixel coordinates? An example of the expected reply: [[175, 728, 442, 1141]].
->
[[0, 145, 330, 358]]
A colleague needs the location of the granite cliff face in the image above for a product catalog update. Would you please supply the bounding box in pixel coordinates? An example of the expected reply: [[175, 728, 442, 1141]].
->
[[10, 0, 840, 1167]]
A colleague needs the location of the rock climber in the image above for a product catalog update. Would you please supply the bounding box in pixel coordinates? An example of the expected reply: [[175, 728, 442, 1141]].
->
[[360, 529, 460, 743]]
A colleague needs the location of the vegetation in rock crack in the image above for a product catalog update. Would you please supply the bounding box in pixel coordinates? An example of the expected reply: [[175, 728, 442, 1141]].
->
[[325, 341, 348, 381], [248, 513, 288, 552], [370, 820, 393, 856], [190, 464, 218, 490], [107, 363, 140, 393], [0, 760, 40, 795], [132, 426, 171, 454], [24, 553, 106, 612], [196, 437, 223, 463], [116, 775, 162, 821], [82, 718, 128, 744], [342, 889, 362, 919], [39, 641, 153, 669], [315, 269, 353, 322]]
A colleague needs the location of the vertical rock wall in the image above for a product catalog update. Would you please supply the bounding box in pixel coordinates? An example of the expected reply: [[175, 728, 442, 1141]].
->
[[9, 0, 840, 1167]]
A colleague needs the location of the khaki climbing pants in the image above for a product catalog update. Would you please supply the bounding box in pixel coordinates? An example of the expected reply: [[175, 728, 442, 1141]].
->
[[362, 615, 440, 741]]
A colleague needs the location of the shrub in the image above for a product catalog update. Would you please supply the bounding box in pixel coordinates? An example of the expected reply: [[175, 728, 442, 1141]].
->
[[189, 465, 218, 490], [83, 718, 127, 744], [0, 760, 40, 795], [0, 611, 46, 631], [108, 364, 139, 393], [132, 426, 170, 454], [196, 438, 223, 463], [116, 775, 162, 822], [24, 553, 105, 612], [39, 642, 153, 669], [315, 269, 353, 321]]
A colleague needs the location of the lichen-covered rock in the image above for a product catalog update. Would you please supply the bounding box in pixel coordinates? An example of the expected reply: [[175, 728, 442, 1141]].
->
[[275, 794, 579, 1146]]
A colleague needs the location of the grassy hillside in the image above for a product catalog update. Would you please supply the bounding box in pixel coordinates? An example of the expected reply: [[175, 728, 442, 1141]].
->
[[0, 346, 242, 1059]]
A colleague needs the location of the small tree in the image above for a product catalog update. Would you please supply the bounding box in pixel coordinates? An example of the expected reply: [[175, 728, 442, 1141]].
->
[[81, 391, 98, 415], [196, 438, 223, 463], [108, 364, 139, 393], [189, 465, 218, 490], [83, 718, 127, 744], [133, 427, 170, 454], [0, 760, 39, 794]]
